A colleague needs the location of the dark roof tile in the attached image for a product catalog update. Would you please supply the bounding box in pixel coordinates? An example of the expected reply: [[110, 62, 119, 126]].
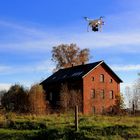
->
[[41, 61, 122, 84]]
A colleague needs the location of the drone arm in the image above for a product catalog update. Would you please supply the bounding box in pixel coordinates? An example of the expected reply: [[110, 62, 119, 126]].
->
[[99, 24, 102, 32], [87, 24, 90, 32]]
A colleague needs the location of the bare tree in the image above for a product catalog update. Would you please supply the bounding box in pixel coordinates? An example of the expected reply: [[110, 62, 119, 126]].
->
[[125, 86, 133, 109], [132, 78, 140, 110], [125, 75, 140, 113], [69, 89, 82, 112], [52, 43, 90, 71], [59, 84, 70, 112], [59, 84, 82, 113]]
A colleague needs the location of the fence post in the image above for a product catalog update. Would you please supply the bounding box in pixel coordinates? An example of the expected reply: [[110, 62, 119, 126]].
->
[[132, 101, 135, 115], [75, 105, 78, 131]]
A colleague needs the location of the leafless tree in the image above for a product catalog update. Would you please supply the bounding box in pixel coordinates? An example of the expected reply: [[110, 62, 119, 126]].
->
[[59, 84, 70, 112], [69, 89, 82, 112], [59, 84, 82, 113], [125, 76, 140, 113], [132, 78, 140, 110]]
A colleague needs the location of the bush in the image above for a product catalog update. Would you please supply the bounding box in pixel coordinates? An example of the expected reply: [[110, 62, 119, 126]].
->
[[28, 84, 47, 115]]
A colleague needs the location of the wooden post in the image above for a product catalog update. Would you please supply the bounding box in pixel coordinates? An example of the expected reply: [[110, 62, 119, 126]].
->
[[132, 101, 135, 115], [75, 105, 78, 131]]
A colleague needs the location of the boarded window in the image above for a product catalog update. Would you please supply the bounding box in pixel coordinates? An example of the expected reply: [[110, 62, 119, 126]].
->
[[100, 74, 104, 82]]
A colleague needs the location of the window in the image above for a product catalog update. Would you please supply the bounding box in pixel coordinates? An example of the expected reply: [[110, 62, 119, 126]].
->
[[72, 71, 83, 77], [52, 76, 56, 80], [109, 79, 113, 83], [100, 74, 104, 82], [92, 106, 96, 114], [100, 90, 105, 99], [63, 75, 67, 78], [109, 90, 114, 99], [92, 77, 94, 81], [110, 106, 113, 112], [91, 89, 95, 98], [50, 92, 53, 101]]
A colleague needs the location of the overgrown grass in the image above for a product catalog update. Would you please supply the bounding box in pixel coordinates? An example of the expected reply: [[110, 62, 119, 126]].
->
[[0, 113, 140, 140]]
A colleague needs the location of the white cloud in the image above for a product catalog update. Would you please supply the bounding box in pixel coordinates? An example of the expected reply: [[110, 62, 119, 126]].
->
[[1, 31, 140, 54], [111, 64, 140, 71], [0, 83, 11, 91], [0, 20, 47, 36], [1, 18, 140, 54], [0, 60, 55, 75], [0, 66, 11, 73]]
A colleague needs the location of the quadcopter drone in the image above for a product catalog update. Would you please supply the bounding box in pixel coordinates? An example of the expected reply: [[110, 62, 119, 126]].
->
[[84, 16, 105, 32]]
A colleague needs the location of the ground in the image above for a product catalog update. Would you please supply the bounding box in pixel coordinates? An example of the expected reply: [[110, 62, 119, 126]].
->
[[0, 113, 140, 140]]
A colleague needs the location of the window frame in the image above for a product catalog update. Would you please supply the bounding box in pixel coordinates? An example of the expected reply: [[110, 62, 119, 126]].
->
[[92, 77, 94, 81], [109, 79, 113, 83], [91, 89, 95, 98], [100, 89, 105, 99], [109, 90, 114, 99]]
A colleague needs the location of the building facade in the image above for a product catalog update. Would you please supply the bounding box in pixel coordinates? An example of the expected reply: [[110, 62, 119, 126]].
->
[[41, 61, 122, 114]]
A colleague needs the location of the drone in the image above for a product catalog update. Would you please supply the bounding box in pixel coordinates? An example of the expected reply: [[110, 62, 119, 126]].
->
[[84, 16, 105, 32]]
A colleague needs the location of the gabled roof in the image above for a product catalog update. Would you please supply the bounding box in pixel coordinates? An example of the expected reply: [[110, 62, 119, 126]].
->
[[41, 61, 123, 85]]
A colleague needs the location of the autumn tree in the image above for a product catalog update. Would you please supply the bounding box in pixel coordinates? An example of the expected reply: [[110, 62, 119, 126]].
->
[[52, 43, 90, 71], [114, 93, 125, 113], [1, 84, 28, 113], [28, 84, 47, 115]]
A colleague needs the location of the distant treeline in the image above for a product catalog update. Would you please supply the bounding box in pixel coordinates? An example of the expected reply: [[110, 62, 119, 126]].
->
[[0, 84, 47, 115]]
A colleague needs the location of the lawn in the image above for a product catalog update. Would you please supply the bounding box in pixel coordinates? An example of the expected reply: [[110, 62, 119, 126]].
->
[[0, 113, 140, 140]]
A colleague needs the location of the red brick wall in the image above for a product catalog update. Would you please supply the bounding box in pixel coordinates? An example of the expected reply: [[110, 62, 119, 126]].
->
[[83, 63, 120, 114]]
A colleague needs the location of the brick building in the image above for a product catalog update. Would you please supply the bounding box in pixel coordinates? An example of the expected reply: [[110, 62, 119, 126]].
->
[[41, 60, 122, 114]]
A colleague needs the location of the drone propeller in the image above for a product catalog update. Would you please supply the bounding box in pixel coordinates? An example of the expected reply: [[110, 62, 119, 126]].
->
[[83, 17, 90, 21], [100, 16, 105, 19]]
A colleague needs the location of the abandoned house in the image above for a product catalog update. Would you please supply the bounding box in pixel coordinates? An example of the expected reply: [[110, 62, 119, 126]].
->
[[41, 60, 123, 114]]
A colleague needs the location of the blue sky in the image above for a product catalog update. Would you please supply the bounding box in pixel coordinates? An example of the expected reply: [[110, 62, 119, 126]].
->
[[0, 0, 140, 96]]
